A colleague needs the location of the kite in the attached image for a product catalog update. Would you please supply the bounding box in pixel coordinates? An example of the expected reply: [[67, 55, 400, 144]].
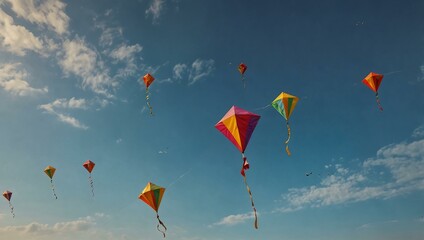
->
[[2, 190, 14, 218], [142, 73, 155, 115], [272, 92, 299, 156], [362, 72, 384, 111], [44, 165, 58, 199], [215, 106, 260, 229], [238, 63, 247, 88], [83, 160, 96, 197], [139, 182, 167, 238]]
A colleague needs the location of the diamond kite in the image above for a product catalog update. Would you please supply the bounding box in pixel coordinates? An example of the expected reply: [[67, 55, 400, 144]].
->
[[215, 106, 260, 229], [3, 190, 14, 218], [142, 73, 155, 115], [44, 165, 58, 199], [83, 160, 96, 197], [362, 72, 384, 111], [272, 92, 299, 156], [238, 63, 247, 88], [139, 182, 167, 237]]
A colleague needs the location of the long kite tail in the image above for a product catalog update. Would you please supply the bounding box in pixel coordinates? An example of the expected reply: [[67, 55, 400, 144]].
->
[[241, 75, 246, 89], [240, 154, 258, 229], [285, 121, 291, 156], [51, 179, 58, 199], [156, 213, 167, 238], [89, 174, 95, 197], [9, 202, 15, 218], [375, 92, 383, 111], [146, 88, 153, 115]]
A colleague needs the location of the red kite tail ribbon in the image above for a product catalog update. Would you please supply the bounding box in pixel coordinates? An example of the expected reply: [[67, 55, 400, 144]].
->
[[8, 201, 15, 218], [241, 153, 258, 229], [51, 179, 58, 199], [156, 213, 167, 238], [375, 92, 383, 111], [285, 121, 292, 156], [146, 88, 153, 115]]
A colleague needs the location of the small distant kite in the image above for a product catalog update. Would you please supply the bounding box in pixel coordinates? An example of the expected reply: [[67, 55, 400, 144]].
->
[[305, 172, 312, 177], [142, 73, 155, 115], [215, 106, 260, 229], [272, 92, 299, 156], [44, 165, 58, 199], [238, 63, 247, 88], [362, 72, 384, 111], [139, 182, 167, 238], [3, 190, 14, 218], [83, 160, 96, 197]]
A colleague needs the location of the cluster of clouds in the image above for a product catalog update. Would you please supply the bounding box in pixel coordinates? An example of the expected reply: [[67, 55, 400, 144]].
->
[[213, 129, 424, 226], [0, 0, 215, 130], [0, 213, 130, 240]]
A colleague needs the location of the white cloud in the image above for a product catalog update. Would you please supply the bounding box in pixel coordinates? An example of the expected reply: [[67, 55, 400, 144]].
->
[[145, 0, 165, 24], [0, 9, 44, 56], [116, 138, 122, 144], [0, 214, 127, 240], [39, 98, 89, 130], [109, 44, 142, 61], [0, 63, 48, 96], [109, 44, 142, 77], [173, 63, 187, 80], [5, 0, 69, 35], [59, 38, 116, 97], [211, 212, 256, 227], [188, 59, 215, 85], [412, 125, 424, 138], [276, 138, 424, 213]]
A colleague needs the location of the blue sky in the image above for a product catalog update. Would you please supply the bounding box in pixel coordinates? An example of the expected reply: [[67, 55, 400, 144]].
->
[[0, 0, 423, 239]]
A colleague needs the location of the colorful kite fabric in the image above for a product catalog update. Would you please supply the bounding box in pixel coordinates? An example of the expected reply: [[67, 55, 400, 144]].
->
[[44, 165, 58, 199], [2, 190, 14, 218], [139, 182, 167, 237], [215, 106, 260, 229], [238, 63, 247, 88], [362, 72, 384, 111], [83, 160, 96, 197], [142, 73, 155, 115], [272, 92, 299, 156]]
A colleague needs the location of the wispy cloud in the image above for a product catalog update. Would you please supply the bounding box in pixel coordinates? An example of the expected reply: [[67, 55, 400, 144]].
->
[[188, 59, 215, 85], [412, 125, 424, 138], [38, 98, 89, 130], [109, 43, 142, 77], [0, 9, 44, 56], [0, 63, 48, 96], [145, 0, 165, 24], [210, 212, 256, 227], [4, 0, 69, 35], [275, 135, 424, 213], [59, 38, 116, 97], [173, 63, 187, 80]]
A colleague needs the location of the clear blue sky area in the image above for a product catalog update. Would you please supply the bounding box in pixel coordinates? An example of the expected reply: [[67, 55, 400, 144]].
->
[[0, 0, 423, 239]]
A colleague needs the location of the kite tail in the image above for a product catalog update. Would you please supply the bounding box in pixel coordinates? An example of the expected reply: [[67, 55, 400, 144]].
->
[[146, 88, 153, 115], [285, 121, 291, 156], [156, 213, 167, 238], [51, 179, 58, 200], [375, 92, 383, 111], [241, 154, 258, 229], [8, 202, 15, 218], [241, 75, 246, 89], [89, 174, 95, 197]]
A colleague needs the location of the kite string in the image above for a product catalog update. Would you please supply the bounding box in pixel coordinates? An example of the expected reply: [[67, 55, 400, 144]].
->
[[146, 88, 153, 115], [241, 154, 258, 229], [253, 104, 271, 111], [89, 174, 95, 197], [285, 121, 291, 156], [8, 201, 15, 218], [51, 179, 58, 199], [156, 213, 167, 238], [375, 92, 383, 111]]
